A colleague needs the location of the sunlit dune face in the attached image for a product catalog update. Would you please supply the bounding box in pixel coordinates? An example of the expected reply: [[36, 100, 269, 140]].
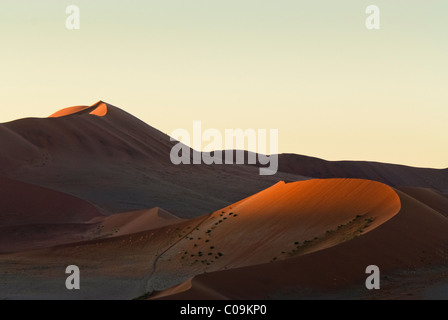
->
[[48, 106, 92, 118], [150, 178, 401, 292], [89, 103, 108, 116], [234, 179, 401, 230], [48, 102, 108, 118]]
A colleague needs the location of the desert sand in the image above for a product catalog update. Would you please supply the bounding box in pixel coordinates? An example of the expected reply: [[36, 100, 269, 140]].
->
[[0, 101, 446, 300], [277, 154, 448, 191], [0, 178, 402, 299], [165, 187, 448, 299], [0, 102, 306, 218]]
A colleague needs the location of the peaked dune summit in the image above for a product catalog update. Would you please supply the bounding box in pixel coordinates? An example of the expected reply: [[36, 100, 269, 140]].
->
[[49, 101, 108, 118]]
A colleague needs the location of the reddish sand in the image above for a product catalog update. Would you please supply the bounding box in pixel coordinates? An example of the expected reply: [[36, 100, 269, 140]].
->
[[0, 176, 101, 227], [0, 175, 184, 253], [0, 200, 184, 254], [90, 207, 184, 238], [277, 154, 448, 192], [398, 187, 448, 218], [0, 102, 446, 300], [1, 101, 305, 218], [163, 187, 448, 299], [0, 178, 402, 299], [49, 105, 93, 118], [0, 176, 102, 253], [48, 101, 108, 118], [1, 176, 447, 300], [88, 102, 108, 117], [145, 178, 400, 296], [2, 101, 444, 221]]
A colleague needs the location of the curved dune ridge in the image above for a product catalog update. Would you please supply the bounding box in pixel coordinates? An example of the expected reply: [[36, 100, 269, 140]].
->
[[165, 187, 448, 300], [48, 101, 108, 118], [147, 178, 401, 295]]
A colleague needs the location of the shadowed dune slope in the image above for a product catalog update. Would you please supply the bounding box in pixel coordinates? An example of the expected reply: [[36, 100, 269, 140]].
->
[[0, 204, 182, 254], [0, 174, 182, 253], [0, 176, 102, 253], [0, 176, 101, 227], [277, 154, 448, 192], [398, 187, 448, 218]]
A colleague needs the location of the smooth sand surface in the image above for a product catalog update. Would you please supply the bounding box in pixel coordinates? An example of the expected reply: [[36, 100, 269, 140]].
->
[[0, 175, 184, 253], [1, 101, 307, 218], [277, 154, 448, 192], [0, 102, 446, 300], [146, 178, 400, 296], [90, 207, 184, 238], [0, 178, 401, 299], [162, 187, 448, 299], [0, 176, 101, 227]]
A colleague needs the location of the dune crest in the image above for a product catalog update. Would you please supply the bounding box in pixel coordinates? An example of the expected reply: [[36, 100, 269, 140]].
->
[[48, 101, 108, 118], [89, 102, 108, 116]]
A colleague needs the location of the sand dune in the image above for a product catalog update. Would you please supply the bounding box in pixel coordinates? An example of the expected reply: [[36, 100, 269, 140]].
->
[[0, 101, 305, 218], [3, 101, 443, 221], [0, 176, 101, 227], [0, 214, 207, 299], [49, 105, 94, 118], [0, 101, 446, 300], [145, 178, 400, 294], [90, 207, 184, 238], [0, 176, 102, 253], [0, 126, 43, 171], [0, 178, 401, 299], [0, 223, 95, 254], [0, 204, 183, 254], [277, 154, 448, 192], [48, 101, 108, 118], [0, 175, 183, 253], [398, 187, 448, 218], [165, 187, 448, 299]]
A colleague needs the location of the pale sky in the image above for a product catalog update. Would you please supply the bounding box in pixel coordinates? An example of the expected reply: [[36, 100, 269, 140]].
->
[[0, 1, 447, 168]]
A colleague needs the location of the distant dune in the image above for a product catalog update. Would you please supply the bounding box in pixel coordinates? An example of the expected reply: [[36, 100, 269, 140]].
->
[[0, 176, 102, 253], [0, 176, 101, 227], [90, 207, 184, 238], [277, 154, 448, 192]]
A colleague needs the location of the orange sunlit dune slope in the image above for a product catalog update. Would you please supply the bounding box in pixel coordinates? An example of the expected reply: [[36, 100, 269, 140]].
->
[[49, 101, 108, 118], [148, 178, 401, 297]]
